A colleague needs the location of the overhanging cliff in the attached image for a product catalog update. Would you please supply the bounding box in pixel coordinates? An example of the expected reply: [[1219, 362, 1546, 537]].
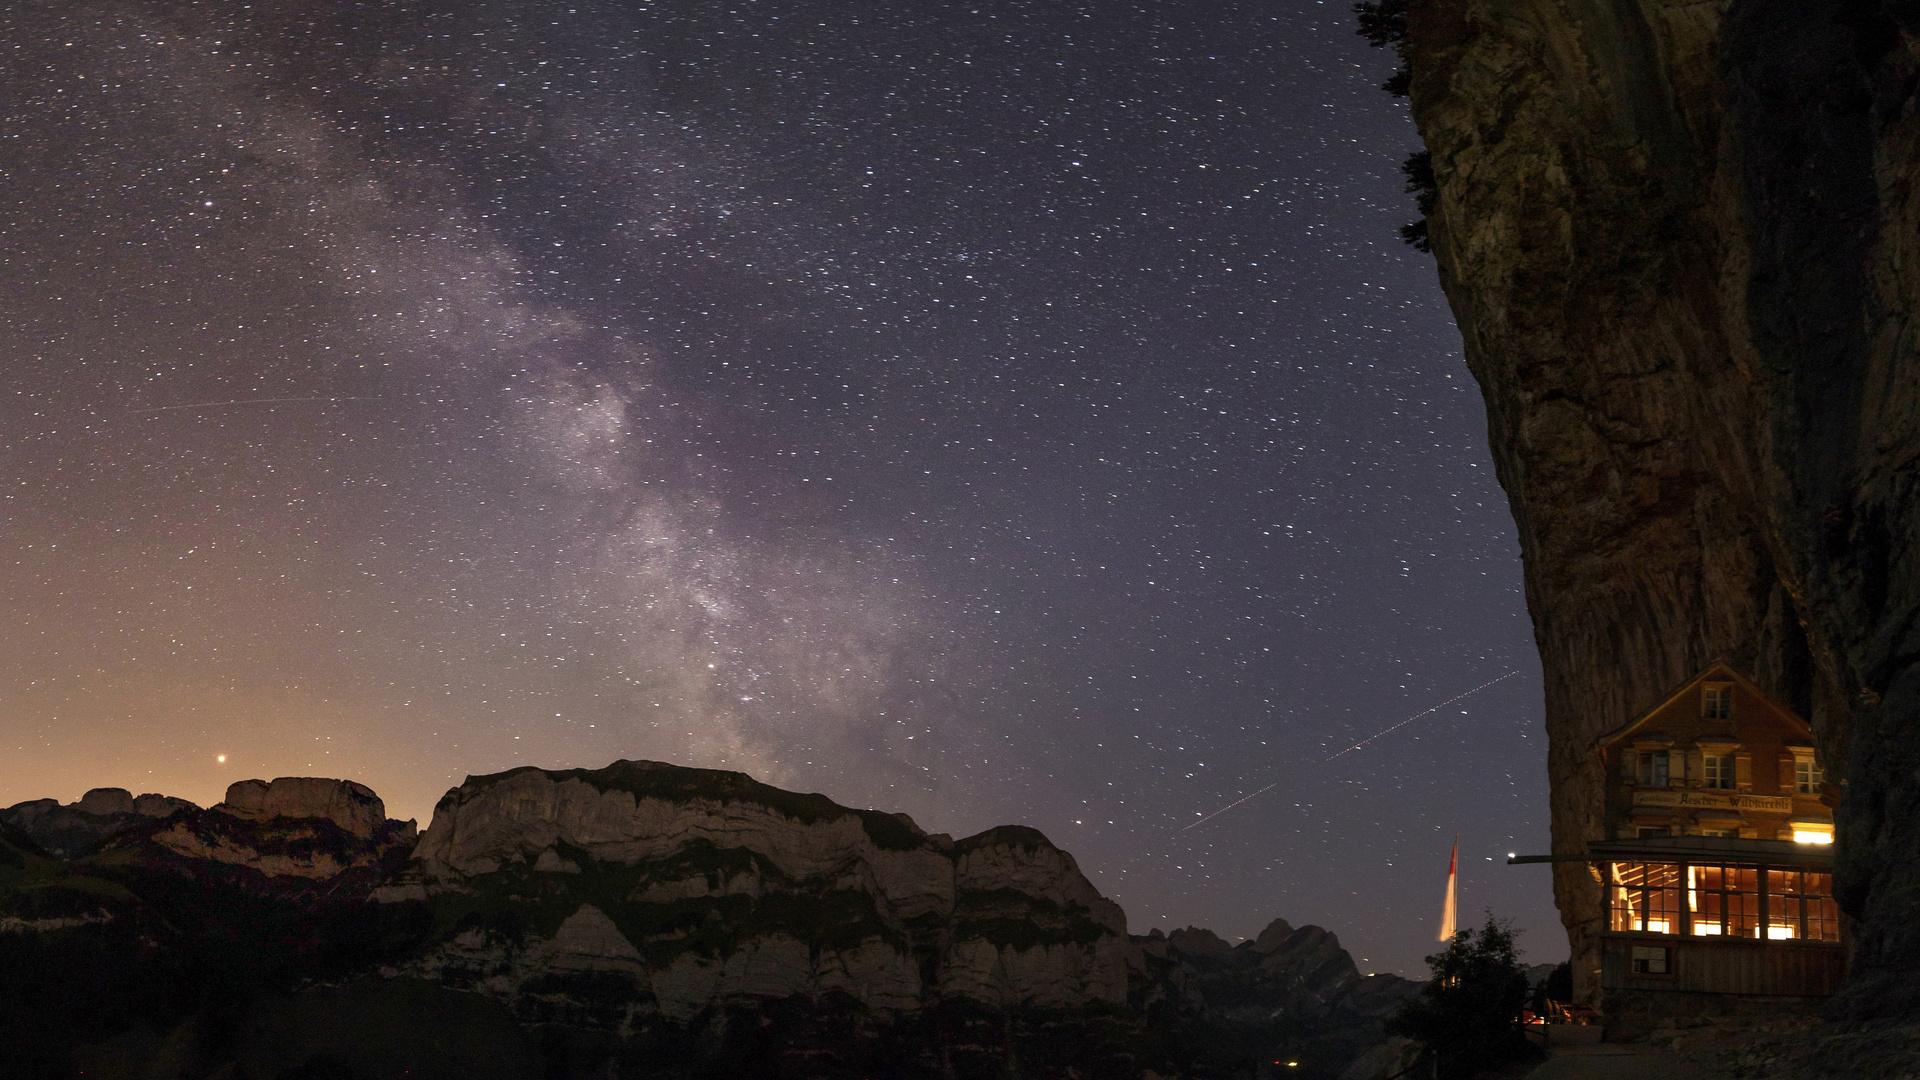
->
[[1404, 0, 1920, 1022]]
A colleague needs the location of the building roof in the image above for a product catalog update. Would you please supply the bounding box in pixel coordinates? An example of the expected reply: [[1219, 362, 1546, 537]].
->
[[1596, 661, 1811, 749]]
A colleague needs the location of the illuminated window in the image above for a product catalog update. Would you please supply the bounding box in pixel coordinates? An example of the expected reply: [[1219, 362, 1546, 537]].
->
[[1790, 820, 1834, 845], [1687, 864, 1758, 938], [1630, 945, 1670, 974], [1637, 751, 1670, 787], [1610, 862, 1681, 934], [1766, 869, 1841, 942], [1795, 759, 1825, 794], [1703, 754, 1734, 790], [1612, 862, 1839, 943], [1703, 686, 1732, 719]]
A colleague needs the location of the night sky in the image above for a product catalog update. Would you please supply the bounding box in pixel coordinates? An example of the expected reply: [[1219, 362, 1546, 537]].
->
[[2, 0, 1558, 975]]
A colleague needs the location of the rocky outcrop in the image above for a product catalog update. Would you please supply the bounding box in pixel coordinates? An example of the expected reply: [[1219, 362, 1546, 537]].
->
[[389, 760, 1128, 1023], [1403, 0, 1920, 1025], [0, 760, 1416, 1078], [2, 778, 416, 880], [76, 788, 137, 817], [218, 776, 396, 838], [1134, 918, 1418, 1023], [2, 788, 199, 857], [0, 776, 425, 1078], [148, 806, 417, 881], [1127, 919, 1420, 1076], [179, 776, 415, 881]]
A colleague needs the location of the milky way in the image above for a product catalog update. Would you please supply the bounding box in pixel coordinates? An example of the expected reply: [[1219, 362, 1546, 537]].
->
[[2, 0, 1557, 974]]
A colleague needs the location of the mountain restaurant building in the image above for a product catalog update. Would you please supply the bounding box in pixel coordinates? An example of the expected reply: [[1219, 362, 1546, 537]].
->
[[1514, 664, 1844, 1027]]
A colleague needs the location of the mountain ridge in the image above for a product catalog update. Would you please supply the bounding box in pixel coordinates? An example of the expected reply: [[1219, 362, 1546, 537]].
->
[[1, 761, 1418, 1079]]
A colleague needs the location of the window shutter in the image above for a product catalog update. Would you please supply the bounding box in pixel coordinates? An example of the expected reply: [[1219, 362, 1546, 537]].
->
[[1736, 752, 1752, 792], [1684, 750, 1702, 786], [1779, 755, 1797, 795]]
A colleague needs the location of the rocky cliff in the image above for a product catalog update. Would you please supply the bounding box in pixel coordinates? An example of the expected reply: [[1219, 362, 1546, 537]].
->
[[0, 779, 422, 1079], [382, 759, 1130, 1025], [1402, 0, 1920, 1031], [3, 776, 418, 880], [0, 765, 1412, 1078], [2, 787, 198, 857], [1127, 922, 1420, 1076], [220, 776, 396, 838]]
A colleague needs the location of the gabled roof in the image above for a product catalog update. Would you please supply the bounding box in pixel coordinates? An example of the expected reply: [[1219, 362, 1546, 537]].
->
[[1597, 661, 1811, 748]]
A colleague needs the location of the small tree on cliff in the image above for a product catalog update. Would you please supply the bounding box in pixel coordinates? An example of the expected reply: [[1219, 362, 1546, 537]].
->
[[1353, 0, 1438, 251], [1387, 913, 1539, 1079]]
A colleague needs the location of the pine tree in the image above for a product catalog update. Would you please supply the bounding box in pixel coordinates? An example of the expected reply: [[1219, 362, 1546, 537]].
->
[[1353, 0, 1435, 251], [1387, 913, 1542, 1079]]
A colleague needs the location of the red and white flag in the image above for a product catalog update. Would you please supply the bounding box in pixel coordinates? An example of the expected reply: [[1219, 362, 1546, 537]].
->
[[1438, 834, 1458, 942]]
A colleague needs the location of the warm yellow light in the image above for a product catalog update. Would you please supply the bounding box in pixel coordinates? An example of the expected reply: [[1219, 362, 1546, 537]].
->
[[1768, 925, 1796, 940], [216, 754, 227, 764], [1793, 831, 1833, 845], [1645, 920, 1670, 934], [1694, 924, 1722, 935]]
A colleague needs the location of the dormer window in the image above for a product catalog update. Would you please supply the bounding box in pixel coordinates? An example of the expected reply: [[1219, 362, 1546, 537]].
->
[[1638, 750, 1671, 788], [1704, 685, 1733, 720], [1795, 759, 1825, 795], [1703, 753, 1735, 790]]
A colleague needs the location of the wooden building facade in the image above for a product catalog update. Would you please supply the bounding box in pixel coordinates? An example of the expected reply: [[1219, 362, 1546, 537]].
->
[[1516, 664, 1843, 1028]]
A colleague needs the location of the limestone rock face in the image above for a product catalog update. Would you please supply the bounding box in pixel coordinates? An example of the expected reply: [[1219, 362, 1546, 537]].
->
[[1167, 926, 1235, 960], [394, 760, 1130, 1022], [147, 812, 413, 881], [0, 765, 1409, 1078], [132, 794, 195, 818], [953, 825, 1126, 935], [1404, 1, 1920, 1020], [0, 789, 203, 857], [220, 776, 389, 838], [76, 788, 136, 817], [52, 776, 422, 880], [413, 764, 954, 920], [1128, 919, 1418, 1065]]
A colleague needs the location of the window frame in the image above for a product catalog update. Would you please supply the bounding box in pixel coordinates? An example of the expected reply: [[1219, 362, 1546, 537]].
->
[[1703, 684, 1733, 720], [1605, 859, 1840, 944], [1609, 861, 1682, 934], [1766, 869, 1841, 942], [1794, 758, 1825, 795], [1703, 753, 1735, 790], [1684, 863, 1759, 938]]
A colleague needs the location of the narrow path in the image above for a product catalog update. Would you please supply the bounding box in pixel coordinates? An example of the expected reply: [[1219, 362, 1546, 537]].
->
[[1525, 1043, 1722, 1080]]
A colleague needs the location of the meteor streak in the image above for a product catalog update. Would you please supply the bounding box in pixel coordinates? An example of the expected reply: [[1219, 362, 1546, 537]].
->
[[131, 396, 375, 413], [1180, 669, 1524, 831]]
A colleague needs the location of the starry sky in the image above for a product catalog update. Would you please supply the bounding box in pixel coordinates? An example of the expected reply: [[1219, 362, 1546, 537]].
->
[[2, 0, 1558, 975]]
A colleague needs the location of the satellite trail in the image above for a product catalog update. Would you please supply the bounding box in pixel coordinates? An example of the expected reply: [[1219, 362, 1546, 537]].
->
[[1181, 669, 1525, 831], [132, 396, 374, 413]]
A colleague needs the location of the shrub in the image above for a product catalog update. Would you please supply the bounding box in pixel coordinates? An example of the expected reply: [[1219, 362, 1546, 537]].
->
[[1387, 913, 1541, 1079]]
